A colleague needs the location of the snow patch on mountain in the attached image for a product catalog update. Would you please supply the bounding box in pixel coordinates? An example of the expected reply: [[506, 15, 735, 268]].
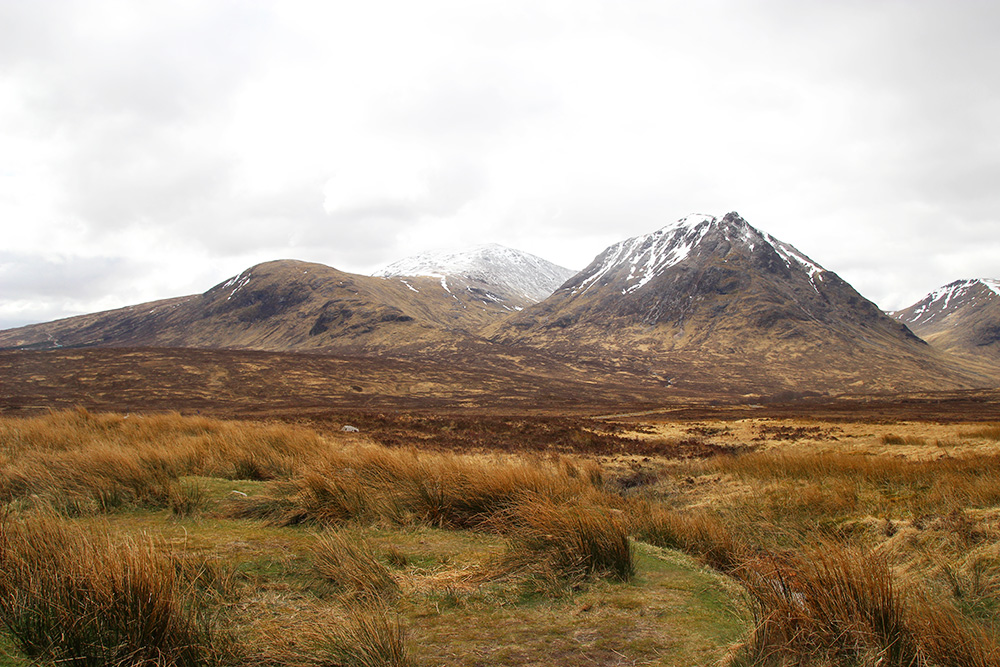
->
[[899, 279, 1000, 325], [222, 269, 252, 300], [575, 212, 825, 296], [374, 243, 575, 303]]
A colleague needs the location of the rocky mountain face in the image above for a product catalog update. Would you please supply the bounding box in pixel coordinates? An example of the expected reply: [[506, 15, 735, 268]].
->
[[374, 243, 575, 309], [488, 212, 989, 394], [893, 279, 1000, 364]]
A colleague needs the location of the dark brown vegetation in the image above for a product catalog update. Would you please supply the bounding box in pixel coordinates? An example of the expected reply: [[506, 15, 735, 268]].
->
[[6, 347, 1000, 426]]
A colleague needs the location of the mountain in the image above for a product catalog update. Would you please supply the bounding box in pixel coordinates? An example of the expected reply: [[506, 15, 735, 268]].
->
[[374, 243, 575, 309], [0, 260, 512, 354], [893, 279, 1000, 364], [1, 216, 994, 399], [0, 244, 576, 354], [489, 212, 990, 395]]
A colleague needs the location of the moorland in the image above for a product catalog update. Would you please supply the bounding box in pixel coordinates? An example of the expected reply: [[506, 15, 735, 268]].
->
[[3, 378, 1000, 666]]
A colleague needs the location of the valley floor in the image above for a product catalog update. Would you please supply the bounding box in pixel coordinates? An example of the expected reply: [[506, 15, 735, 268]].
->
[[3, 405, 1000, 666]]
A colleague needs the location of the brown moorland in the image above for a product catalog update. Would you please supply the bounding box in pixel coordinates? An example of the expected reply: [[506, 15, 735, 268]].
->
[[3, 392, 1000, 665]]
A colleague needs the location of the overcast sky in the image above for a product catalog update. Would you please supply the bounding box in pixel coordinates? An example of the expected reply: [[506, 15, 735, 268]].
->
[[2, 1, 998, 329]]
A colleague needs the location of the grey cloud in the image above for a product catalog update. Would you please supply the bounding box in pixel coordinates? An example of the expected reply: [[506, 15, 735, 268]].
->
[[0, 252, 145, 300], [0, 252, 153, 328], [1, 2, 272, 236]]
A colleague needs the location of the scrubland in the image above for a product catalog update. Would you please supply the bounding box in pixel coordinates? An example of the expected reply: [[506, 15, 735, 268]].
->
[[1, 408, 1000, 666]]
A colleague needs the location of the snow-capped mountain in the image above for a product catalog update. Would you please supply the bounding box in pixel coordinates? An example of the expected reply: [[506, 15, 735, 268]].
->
[[491, 211, 984, 395], [374, 243, 575, 307], [503, 211, 851, 334], [893, 279, 1000, 327], [0, 214, 991, 397], [893, 279, 1000, 363], [570, 212, 823, 298]]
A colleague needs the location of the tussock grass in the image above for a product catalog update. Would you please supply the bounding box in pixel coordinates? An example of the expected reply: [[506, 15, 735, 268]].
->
[[698, 449, 1000, 519], [499, 498, 634, 582], [228, 444, 607, 531], [0, 514, 226, 667], [630, 503, 746, 573], [264, 604, 412, 667], [731, 543, 1000, 667], [230, 445, 637, 584], [7, 409, 1000, 665], [312, 529, 401, 602], [881, 433, 928, 446], [0, 408, 330, 514], [960, 424, 1000, 442]]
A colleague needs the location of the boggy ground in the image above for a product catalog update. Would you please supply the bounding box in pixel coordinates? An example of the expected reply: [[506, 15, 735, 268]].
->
[[3, 408, 1000, 666]]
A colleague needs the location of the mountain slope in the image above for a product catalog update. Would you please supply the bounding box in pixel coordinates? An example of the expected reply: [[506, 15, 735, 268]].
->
[[893, 279, 1000, 364], [489, 212, 990, 394], [374, 243, 575, 310], [0, 260, 511, 354]]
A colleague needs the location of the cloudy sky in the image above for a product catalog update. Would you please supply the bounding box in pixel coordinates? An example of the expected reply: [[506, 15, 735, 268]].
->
[[1, 1, 998, 329]]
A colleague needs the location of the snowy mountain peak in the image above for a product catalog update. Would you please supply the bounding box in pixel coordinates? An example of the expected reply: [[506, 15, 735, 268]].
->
[[894, 278, 1000, 326], [574, 211, 825, 296], [374, 244, 575, 304]]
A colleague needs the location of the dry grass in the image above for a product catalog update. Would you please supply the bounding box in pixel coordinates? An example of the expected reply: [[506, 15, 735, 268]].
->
[[0, 407, 331, 515], [881, 433, 928, 446], [312, 529, 401, 602], [625, 436, 1000, 666], [0, 514, 226, 667], [960, 424, 1000, 441], [498, 497, 635, 582], [695, 449, 1000, 522], [731, 543, 999, 667], [226, 444, 608, 532], [7, 409, 1000, 666], [257, 604, 413, 667], [630, 503, 746, 574]]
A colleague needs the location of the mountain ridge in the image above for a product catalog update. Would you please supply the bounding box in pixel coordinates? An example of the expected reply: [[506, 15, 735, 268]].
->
[[1, 216, 995, 398], [375, 243, 575, 308], [893, 278, 1000, 366], [488, 212, 986, 394]]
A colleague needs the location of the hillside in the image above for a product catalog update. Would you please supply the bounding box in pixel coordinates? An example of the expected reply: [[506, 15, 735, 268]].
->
[[489, 212, 991, 395], [375, 243, 575, 308], [1, 219, 995, 399], [0, 260, 513, 354], [893, 279, 1000, 366]]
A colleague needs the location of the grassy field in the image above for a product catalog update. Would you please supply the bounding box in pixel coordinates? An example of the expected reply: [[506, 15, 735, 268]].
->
[[2, 408, 1000, 665]]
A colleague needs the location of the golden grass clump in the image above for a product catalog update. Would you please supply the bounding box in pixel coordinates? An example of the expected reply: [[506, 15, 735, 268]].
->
[[959, 424, 1000, 442], [500, 497, 635, 582], [630, 503, 746, 573], [261, 604, 413, 667], [228, 444, 605, 531], [0, 409, 331, 514], [0, 514, 226, 667], [697, 449, 1000, 521], [312, 529, 401, 602], [730, 543, 1000, 667], [881, 433, 928, 446]]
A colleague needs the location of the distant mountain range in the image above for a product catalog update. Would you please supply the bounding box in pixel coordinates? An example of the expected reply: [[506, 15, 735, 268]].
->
[[1, 212, 996, 398]]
